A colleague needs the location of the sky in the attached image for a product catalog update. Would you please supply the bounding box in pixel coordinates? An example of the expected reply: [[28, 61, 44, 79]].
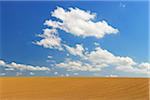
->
[[0, 1, 149, 77]]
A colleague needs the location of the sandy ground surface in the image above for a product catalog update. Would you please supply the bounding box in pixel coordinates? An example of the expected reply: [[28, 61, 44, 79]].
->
[[0, 77, 149, 100]]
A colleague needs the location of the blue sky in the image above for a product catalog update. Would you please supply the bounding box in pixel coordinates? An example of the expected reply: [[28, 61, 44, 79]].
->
[[0, 1, 149, 77]]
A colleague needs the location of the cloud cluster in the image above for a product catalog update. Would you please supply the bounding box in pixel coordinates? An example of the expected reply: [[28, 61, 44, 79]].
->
[[34, 28, 63, 50], [56, 60, 101, 71], [45, 7, 119, 38], [0, 60, 50, 71], [116, 62, 150, 74], [64, 44, 85, 57], [56, 44, 149, 74], [34, 7, 118, 50], [85, 47, 135, 67], [33, 7, 149, 76]]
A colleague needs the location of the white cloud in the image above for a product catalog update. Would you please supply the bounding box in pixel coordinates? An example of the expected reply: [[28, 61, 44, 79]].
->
[[94, 42, 100, 46], [0, 73, 6, 76], [4, 68, 14, 71], [0, 59, 50, 71], [54, 71, 58, 75], [56, 45, 149, 74], [16, 72, 22, 76], [56, 60, 101, 71], [33, 7, 149, 76], [0, 60, 6, 66], [56, 46, 135, 72], [64, 44, 85, 57], [66, 53, 70, 57], [116, 62, 150, 74], [48, 55, 53, 59], [73, 73, 79, 76], [9, 62, 50, 71], [85, 47, 136, 67], [120, 3, 126, 8], [34, 28, 63, 50], [85, 47, 149, 74], [45, 7, 119, 38], [108, 74, 118, 77], [30, 72, 35, 75], [65, 73, 69, 77]]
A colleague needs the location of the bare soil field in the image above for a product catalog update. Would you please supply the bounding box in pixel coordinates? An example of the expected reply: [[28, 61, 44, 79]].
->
[[0, 77, 149, 100]]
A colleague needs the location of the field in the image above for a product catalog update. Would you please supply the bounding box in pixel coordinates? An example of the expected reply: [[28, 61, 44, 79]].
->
[[0, 77, 149, 100]]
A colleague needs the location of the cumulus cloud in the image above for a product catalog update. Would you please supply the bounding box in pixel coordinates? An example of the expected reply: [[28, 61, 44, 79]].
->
[[44, 7, 119, 38], [48, 55, 53, 59], [64, 44, 85, 57], [65, 73, 70, 77], [0, 73, 6, 76], [116, 62, 150, 74], [56, 60, 101, 71], [54, 71, 58, 75], [94, 42, 100, 46], [34, 28, 63, 50], [0, 60, 50, 71], [4, 68, 14, 71], [108, 75, 118, 77], [85, 47, 136, 67], [56, 45, 149, 74], [30, 72, 35, 75], [0, 60, 5, 66], [16, 72, 23, 76], [73, 73, 79, 76], [33, 6, 149, 76], [85, 47, 149, 74]]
